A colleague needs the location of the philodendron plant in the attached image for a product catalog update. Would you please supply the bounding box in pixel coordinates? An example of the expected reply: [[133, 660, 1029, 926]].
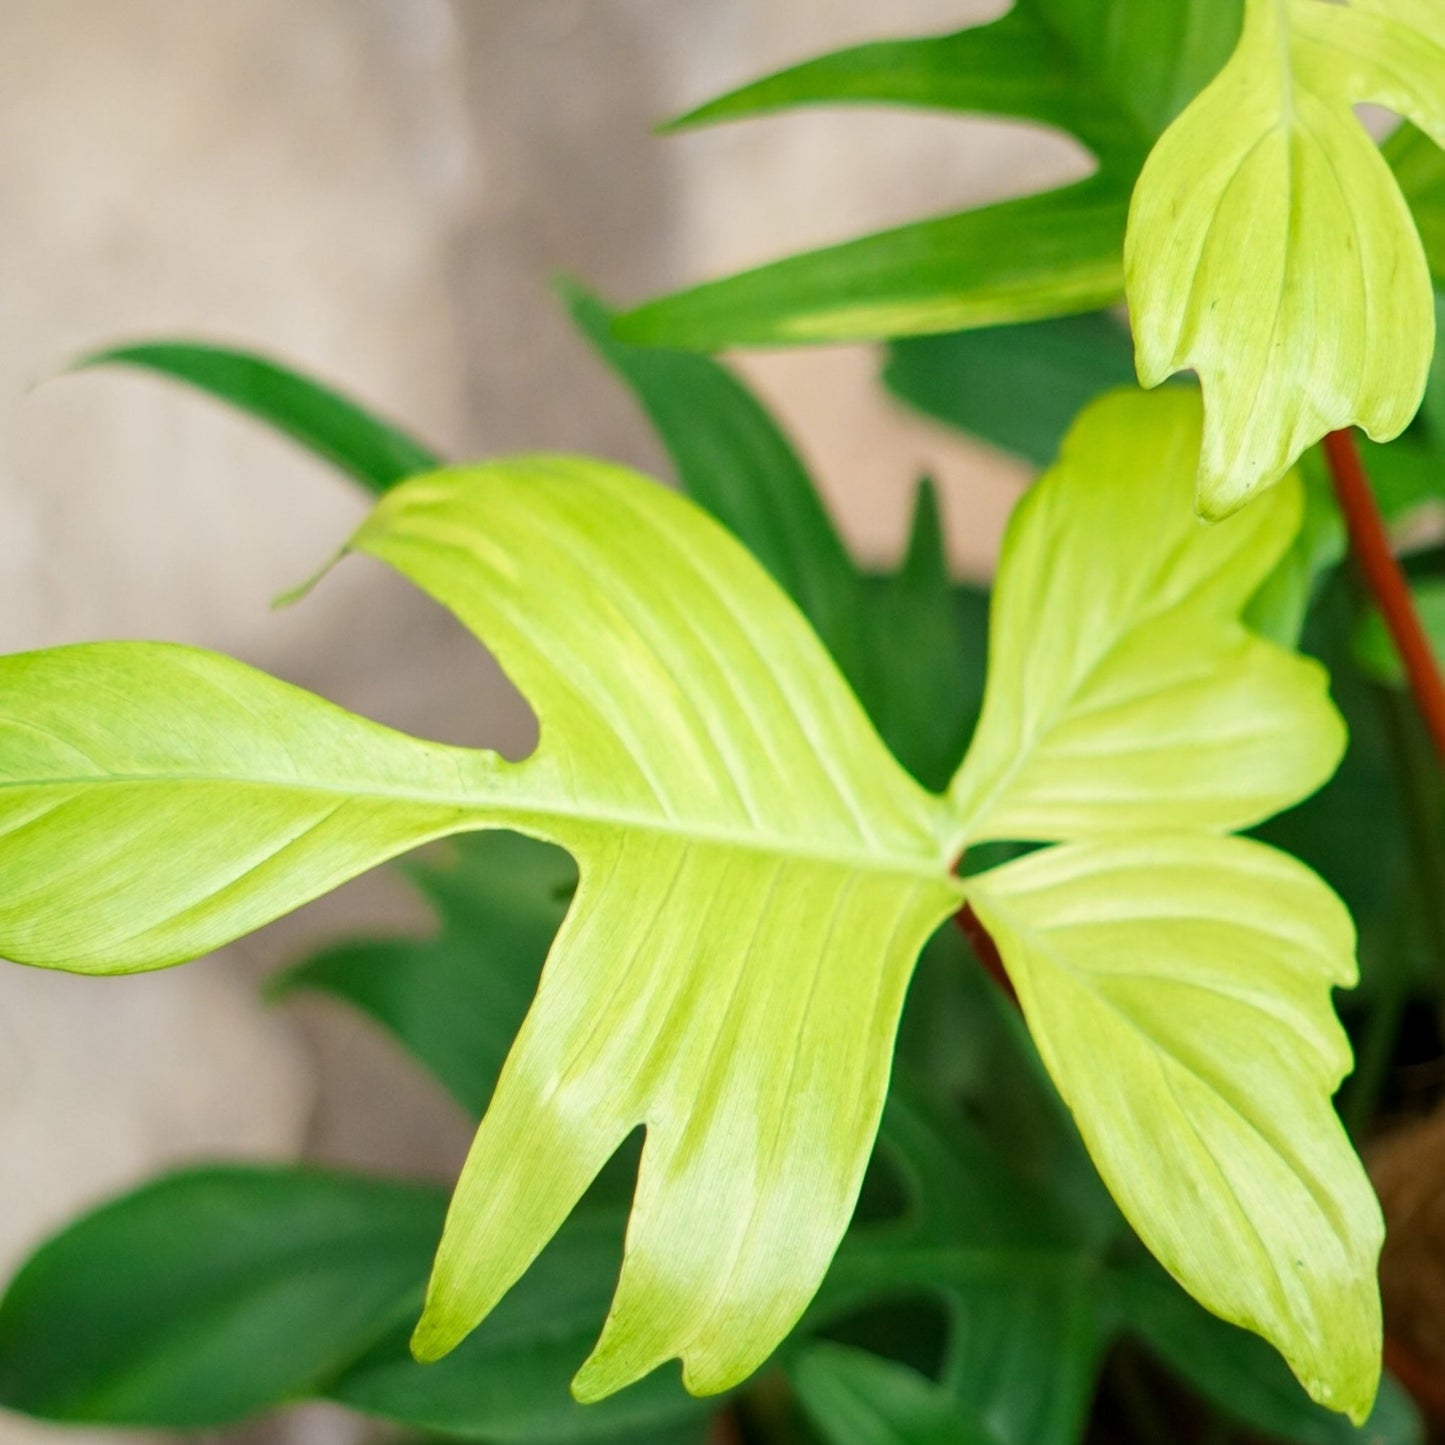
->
[[5, 2, 1445, 1443]]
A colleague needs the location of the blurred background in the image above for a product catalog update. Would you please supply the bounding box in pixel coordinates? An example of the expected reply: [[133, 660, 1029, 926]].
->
[[0, 2, 1097, 1440]]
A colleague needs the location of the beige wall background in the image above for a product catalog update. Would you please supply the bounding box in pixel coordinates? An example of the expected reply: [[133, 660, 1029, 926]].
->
[[0, 3, 1081, 1441]]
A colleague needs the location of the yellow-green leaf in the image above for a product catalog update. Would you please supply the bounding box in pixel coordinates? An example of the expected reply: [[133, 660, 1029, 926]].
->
[[947, 389, 1344, 849], [1126, 0, 1445, 517], [967, 834, 1382, 1422]]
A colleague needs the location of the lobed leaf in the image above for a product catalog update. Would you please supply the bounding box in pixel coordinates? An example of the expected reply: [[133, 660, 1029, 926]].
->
[[77, 342, 439, 494], [948, 389, 1344, 847], [1126, 0, 1445, 516], [0, 389, 1377, 1419], [969, 835, 1381, 1421]]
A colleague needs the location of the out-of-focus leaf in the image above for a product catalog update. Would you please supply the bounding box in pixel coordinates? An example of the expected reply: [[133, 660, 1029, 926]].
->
[[328, 1209, 711, 1444], [618, 1, 1244, 349], [77, 342, 440, 494], [275, 831, 576, 1117], [866, 480, 979, 792], [1244, 454, 1347, 649], [820, 1085, 1109, 1445], [791, 1345, 1004, 1445], [1114, 1261, 1423, 1445], [883, 312, 1137, 467], [1353, 581, 1445, 689], [616, 177, 1131, 351], [0, 1169, 444, 1427], [1389, 123, 1445, 285]]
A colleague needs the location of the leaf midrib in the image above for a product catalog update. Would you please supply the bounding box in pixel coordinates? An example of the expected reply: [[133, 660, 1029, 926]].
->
[[1, 770, 955, 884]]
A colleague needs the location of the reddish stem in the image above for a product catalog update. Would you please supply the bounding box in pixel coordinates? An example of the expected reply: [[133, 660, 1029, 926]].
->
[[955, 904, 1017, 1006], [1322, 429, 1445, 762]]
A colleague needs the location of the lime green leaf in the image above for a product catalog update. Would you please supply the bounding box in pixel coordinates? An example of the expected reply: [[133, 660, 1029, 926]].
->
[[351, 463, 961, 1398], [275, 831, 576, 1117], [968, 834, 1382, 1421], [1353, 579, 1445, 687], [0, 457, 962, 1399], [791, 1345, 1004, 1445], [617, 1, 1244, 349], [78, 342, 440, 494], [0, 642, 499, 974], [615, 177, 1131, 351], [1116, 1261, 1422, 1445], [948, 388, 1344, 848], [1126, 0, 1445, 517], [3, 389, 1370, 1415], [884, 312, 1138, 468], [0, 1168, 444, 1427]]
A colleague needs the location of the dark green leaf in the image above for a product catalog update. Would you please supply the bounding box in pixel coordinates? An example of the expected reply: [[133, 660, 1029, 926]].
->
[[863, 481, 984, 790], [1388, 124, 1445, 286], [614, 176, 1131, 351], [330, 1209, 710, 1443], [77, 342, 440, 494], [0, 1168, 445, 1428], [820, 1084, 1109, 1445], [617, 2, 1243, 350], [1114, 1260, 1422, 1445], [791, 1344, 1004, 1445], [883, 313, 1137, 467]]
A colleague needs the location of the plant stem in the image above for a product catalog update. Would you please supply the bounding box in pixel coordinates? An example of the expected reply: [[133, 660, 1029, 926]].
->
[[956, 904, 1017, 1004], [1322, 430, 1445, 761]]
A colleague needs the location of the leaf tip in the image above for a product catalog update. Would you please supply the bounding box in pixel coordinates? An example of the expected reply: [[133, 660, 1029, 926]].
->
[[271, 547, 346, 610]]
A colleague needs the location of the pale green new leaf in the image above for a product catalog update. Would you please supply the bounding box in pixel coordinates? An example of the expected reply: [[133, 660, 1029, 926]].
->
[[1127, 0, 1445, 517], [0, 457, 961, 1399], [948, 389, 1343, 849]]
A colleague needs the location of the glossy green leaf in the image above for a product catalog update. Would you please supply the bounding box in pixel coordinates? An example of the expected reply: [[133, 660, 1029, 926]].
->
[[78, 342, 440, 494], [948, 389, 1343, 846], [1115, 1261, 1422, 1445], [0, 1168, 444, 1427], [1127, 0, 1445, 517], [791, 1346, 1003, 1445], [969, 835, 1380, 1421], [617, 178, 1131, 352], [883, 312, 1138, 468], [275, 831, 576, 1117], [329, 1208, 711, 1443], [618, 2, 1244, 349], [1353, 580, 1445, 687]]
